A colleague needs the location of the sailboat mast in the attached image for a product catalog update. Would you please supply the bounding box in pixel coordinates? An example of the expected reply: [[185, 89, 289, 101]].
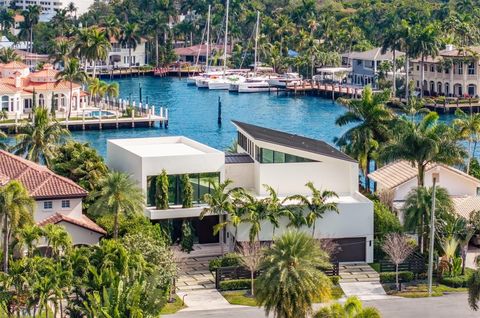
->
[[254, 11, 260, 74], [206, 5, 211, 72], [223, 0, 229, 76]]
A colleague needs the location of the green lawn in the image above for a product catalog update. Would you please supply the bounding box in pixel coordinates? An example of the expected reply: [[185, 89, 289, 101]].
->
[[368, 262, 380, 273], [160, 294, 186, 315], [386, 284, 467, 298], [222, 285, 344, 307]]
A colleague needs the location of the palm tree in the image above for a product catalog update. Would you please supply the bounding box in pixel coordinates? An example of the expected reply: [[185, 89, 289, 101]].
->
[[0, 47, 21, 63], [0, 180, 34, 273], [200, 179, 238, 255], [55, 58, 87, 118], [453, 109, 480, 173], [335, 86, 392, 190], [288, 182, 339, 238], [83, 27, 111, 78], [147, 12, 169, 67], [468, 269, 480, 311], [22, 5, 41, 54], [42, 224, 72, 258], [104, 82, 119, 101], [402, 186, 454, 253], [12, 107, 70, 165], [0, 8, 14, 33], [381, 112, 466, 187], [88, 171, 144, 239], [263, 184, 292, 238], [381, 17, 403, 97], [51, 8, 70, 37], [119, 23, 141, 73], [102, 15, 120, 41], [399, 96, 430, 121], [87, 77, 107, 107], [255, 231, 332, 318], [410, 23, 441, 97], [15, 224, 42, 257], [314, 296, 381, 317]]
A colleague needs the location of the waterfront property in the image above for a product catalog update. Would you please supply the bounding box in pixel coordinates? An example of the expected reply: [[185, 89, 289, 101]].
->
[[411, 45, 480, 97], [368, 160, 480, 221], [0, 150, 106, 246], [342, 48, 405, 88], [174, 44, 231, 65], [107, 121, 374, 263]]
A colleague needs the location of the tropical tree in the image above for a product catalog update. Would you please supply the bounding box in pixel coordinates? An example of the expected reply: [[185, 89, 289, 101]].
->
[[263, 184, 291, 238], [119, 23, 141, 73], [453, 109, 480, 173], [88, 171, 145, 239], [22, 5, 41, 53], [381, 233, 414, 290], [255, 231, 332, 318], [200, 179, 237, 255], [469, 269, 480, 311], [12, 107, 70, 165], [0, 47, 21, 63], [82, 27, 111, 78], [288, 182, 339, 237], [155, 169, 169, 210], [49, 39, 73, 67], [402, 186, 454, 253], [55, 58, 88, 118], [102, 15, 121, 41], [314, 296, 381, 318], [0, 8, 14, 33], [15, 224, 43, 257], [382, 112, 466, 187], [335, 86, 392, 190], [0, 180, 34, 272], [42, 224, 72, 258]]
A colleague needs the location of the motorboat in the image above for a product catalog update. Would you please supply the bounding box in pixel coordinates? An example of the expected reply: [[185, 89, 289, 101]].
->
[[208, 74, 246, 90], [233, 76, 279, 93], [267, 73, 302, 88]]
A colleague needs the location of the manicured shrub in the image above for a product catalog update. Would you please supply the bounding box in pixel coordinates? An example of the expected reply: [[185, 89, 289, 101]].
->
[[208, 253, 242, 272], [379, 271, 414, 283], [441, 276, 469, 288], [219, 279, 252, 291], [329, 276, 340, 285], [209, 258, 222, 272]]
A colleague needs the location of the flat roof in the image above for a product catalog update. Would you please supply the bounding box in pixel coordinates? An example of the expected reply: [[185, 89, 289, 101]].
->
[[108, 136, 222, 157]]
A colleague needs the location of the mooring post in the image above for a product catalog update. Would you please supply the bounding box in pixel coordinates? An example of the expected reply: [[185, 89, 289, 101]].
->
[[217, 96, 222, 126]]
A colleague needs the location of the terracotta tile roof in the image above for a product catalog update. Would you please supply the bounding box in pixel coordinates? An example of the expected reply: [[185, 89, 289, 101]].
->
[[37, 212, 106, 235], [23, 80, 81, 92], [14, 14, 24, 23], [368, 160, 480, 189], [0, 150, 87, 199], [29, 68, 58, 78], [0, 82, 21, 94], [2, 61, 28, 69], [175, 44, 232, 57]]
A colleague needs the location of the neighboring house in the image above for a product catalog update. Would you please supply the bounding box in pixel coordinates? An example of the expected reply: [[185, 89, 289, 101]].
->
[[410, 45, 480, 97], [342, 47, 405, 88], [0, 62, 89, 118], [107, 121, 374, 263], [174, 44, 231, 64], [1, 0, 95, 21], [0, 150, 105, 246], [368, 160, 480, 221]]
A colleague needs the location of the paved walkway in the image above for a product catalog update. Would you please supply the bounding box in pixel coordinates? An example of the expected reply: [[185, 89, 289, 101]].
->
[[339, 263, 389, 300], [174, 243, 245, 312]]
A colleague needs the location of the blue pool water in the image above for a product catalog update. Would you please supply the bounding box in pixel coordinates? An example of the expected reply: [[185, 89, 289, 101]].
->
[[70, 76, 354, 156], [89, 110, 115, 118]]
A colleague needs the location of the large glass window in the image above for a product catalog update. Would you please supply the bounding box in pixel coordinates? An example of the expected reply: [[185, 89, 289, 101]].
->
[[258, 148, 317, 164], [1, 96, 8, 111], [147, 172, 220, 207], [469, 62, 476, 75]]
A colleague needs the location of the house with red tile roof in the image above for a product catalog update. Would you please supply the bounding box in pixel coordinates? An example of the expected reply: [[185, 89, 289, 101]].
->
[[0, 150, 105, 245], [0, 62, 88, 118]]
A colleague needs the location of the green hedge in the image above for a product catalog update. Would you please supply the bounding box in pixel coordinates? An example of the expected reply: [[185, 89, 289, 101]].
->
[[440, 268, 475, 288], [219, 279, 252, 291], [379, 271, 414, 283], [329, 276, 340, 285], [209, 253, 242, 272]]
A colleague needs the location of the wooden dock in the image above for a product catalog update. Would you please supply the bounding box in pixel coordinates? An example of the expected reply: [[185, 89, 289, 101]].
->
[[283, 81, 364, 100], [418, 98, 480, 114]]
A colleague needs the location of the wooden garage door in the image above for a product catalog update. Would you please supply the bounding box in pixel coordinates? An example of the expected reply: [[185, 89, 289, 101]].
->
[[332, 237, 366, 262]]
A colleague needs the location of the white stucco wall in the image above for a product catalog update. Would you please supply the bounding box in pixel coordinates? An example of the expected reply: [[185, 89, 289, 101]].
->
[[36, 221, 102, 246], [34, 198, 83, 222], [225, 163, 255, 190], [229, 193, 374, 263], [392, 167, 479, 200]]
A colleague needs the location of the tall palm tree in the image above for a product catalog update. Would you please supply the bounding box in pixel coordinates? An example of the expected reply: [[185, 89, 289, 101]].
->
[[51, 8, 70, 37], [104, 82, 119, 100], [263, 184, 292, 238], [55, 58, 87, 118], [0, 8, 14, 33], [0, 47, 21, 63], [49, 38, 73, 67], [147, 12, 169, 67], [83, 27, 111, 78], [87, 77, 107, 107], [288, 182, 339, 238], [119, 23, 141, 73], [15, 224, 42, 257], [0, 180, 34, 273], [102, 15, 120, 41], [42, 224, 72, 258], [200, 179, 238, 255], [88, 171, 144, 239], [453, 109, 480, 173], [12, 107, 70, 165], [255, 231, 332, 318], [335, 86, 392, 190], [22, 5, 41, 54], [381, 112, 466, 187], [402, 186, 454, 253]]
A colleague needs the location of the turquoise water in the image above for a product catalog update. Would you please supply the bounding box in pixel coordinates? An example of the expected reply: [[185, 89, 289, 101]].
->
[[70, 76, 353, 156], [89, 110, 116, 118]]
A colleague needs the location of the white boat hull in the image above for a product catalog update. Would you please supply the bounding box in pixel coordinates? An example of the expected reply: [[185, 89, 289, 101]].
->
[[238, 82, 277, 93], [208, 81, 231, 90], [196, 78, 210, 88]]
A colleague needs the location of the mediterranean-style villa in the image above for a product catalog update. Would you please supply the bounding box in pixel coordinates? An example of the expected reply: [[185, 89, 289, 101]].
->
[[410, 45, 480, 97], [0, 61, 88, 118], [0, 150, 106, 246], [107, 121, 374, 263]]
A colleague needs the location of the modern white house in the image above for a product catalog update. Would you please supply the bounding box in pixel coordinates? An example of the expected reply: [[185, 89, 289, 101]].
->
[[107, 122, 374, 263], [0, 150, 106, 246], [368, 160, 480, 220]]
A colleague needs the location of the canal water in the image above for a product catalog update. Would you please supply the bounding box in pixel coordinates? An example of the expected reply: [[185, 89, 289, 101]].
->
[[71, 76, 352, 156]]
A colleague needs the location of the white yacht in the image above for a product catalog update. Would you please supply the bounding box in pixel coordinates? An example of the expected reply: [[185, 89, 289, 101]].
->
[[237, 78, 278, 93], [267, 73, 302, 88], [208, 74, 246, 90]]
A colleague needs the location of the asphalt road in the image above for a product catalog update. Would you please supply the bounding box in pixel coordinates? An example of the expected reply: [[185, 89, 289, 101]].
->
[[168, 293, 480, 318]]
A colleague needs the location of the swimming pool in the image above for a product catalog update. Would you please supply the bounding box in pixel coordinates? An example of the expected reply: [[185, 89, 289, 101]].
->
[[88, 111, 116, 118]]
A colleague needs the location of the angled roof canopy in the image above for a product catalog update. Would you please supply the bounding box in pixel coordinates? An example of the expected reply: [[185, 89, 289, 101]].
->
[[232, 120, 356, 163]]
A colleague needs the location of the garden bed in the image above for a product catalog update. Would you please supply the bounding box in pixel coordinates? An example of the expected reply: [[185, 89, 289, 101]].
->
[[384, 283, 467, 298], [160, 294, 187, 314]]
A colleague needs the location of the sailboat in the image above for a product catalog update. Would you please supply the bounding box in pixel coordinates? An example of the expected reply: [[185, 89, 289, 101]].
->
[[207, 0, 246, 90]]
